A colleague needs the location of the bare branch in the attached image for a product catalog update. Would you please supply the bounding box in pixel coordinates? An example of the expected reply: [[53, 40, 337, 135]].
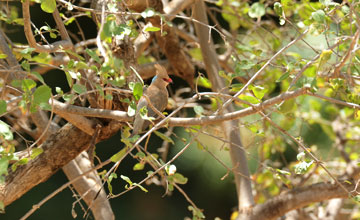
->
[[22, 0, 73, 52], [248, 181, 357, 220]]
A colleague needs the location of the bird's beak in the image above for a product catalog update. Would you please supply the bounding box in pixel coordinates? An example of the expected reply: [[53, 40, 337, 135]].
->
[[163, 78, 173, 83]]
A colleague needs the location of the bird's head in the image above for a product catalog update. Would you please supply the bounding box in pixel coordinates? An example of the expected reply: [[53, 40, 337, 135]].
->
[[152, 64, 172, 87]]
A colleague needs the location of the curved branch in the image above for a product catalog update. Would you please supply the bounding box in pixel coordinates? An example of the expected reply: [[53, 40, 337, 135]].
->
[[22, 0, 73, 52], [249, 181, 357, 220]]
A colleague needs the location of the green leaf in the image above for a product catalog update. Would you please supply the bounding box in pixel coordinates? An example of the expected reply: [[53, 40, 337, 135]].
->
[[0, 120, 13, 140], [31, 72, 45, 84], [127, 101, 137, 117], [85, 48, 101, 64], [64, 71, 73, 88], [22, 79, 36, 91], [197, 76, 212, 88], [172, 173, 188, 184], [110, 146, 129, 162], [0, 158, 9, 178], [249, 3, 265, 18], [73, 84, 87, 94], [41, 0, 56, 13], [0, 54, 7, 59], [120, 175, 133, 185], [274, 2, 283, 16], [133, 82, 143, 101], [133, 183, 148, 192], [276, 72, 289, 82], [133, 162, 145, 171], [49, 32, 57, 39], [144, 26, 160, 32], [0, 100, 6, 115], [250, 85, 268, 100], [318, 49, 332, 70], [312, 10, 326, 23], [30, 148, 44, 159], [33, 85, 51, 105], [239, 95, 259, 104], [278, 99, 296, 113], [154, 131, 174, 144], [139, 106, 155, 121], [194, 105, 204, 116]]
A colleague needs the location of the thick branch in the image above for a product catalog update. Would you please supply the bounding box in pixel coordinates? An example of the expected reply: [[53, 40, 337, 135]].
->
[[249, 181, 356, 220], [0, 124, 90, 206]]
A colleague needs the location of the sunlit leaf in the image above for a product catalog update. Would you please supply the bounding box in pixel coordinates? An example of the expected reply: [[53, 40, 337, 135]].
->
[[154, 131, 174, 144], [33, 85, 51, 105], [40, 0, 56, 13], [133, 82, 143, 101], [249, 3, 265, 18]]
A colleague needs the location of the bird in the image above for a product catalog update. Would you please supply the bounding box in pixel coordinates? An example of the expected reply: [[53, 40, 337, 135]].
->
[[132, 64, 172, 136]]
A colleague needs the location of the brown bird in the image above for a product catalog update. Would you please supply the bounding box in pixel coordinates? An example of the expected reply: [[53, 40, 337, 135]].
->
[[132, 64, 172, 136]]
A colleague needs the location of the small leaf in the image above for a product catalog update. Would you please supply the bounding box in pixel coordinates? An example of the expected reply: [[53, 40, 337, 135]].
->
[[33, 85, 51, 105], [85, 48, 101, 64], [133, 162, 145, 171], [197, 76, 212, 88], [127, 101, 137, 117], [31, 72, 45, 84], [41, 0, 57, 13], [133, 183, 148, 192], [0, 120, 13, 141], [110, 147, 129, 162], [144, 26, 160, 32], [73, 84, 87, 94], [250, 85, 268, 100], [133, 82, 143, 101], [49, 32, 57, 39], [154, 131, 174, 144], [120, 175, 133, 185], [312, 10, 326, 23], [274, 2, 283, 16], [30, 148, 44, 159], [249, 3, 265, 18], [0, 158, 9, 178], [0, 100, 6, 115], [194, 105, 204, 116], [318, 49, 332, 70], [239, 95, 259, 104], [22, 79, 36, 91], [0, 54, 7, 59], [173, 173, 188, 184], [276, 72, 289, 82]]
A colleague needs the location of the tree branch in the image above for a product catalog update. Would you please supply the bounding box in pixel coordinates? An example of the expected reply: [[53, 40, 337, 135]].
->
[[51, 88, 308, 126], [22, 0, 73, 52], [249, 181, 357, 220]]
